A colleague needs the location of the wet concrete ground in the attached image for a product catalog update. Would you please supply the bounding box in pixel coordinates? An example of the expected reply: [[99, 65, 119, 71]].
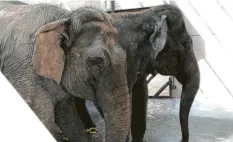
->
[[86, 74, 233, 142]]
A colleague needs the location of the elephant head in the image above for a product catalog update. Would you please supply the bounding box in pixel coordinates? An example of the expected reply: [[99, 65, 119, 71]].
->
[[32, 7, 130, 142]]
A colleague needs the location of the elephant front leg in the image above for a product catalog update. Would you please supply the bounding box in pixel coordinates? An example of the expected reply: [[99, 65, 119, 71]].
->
[[55, 97, 94, 142], [179, 85, 199, 142], [131, 77, 148, 142], [31, 94, 63, 142], [48, 122, 64, 142], [176, 53, 200, 142]]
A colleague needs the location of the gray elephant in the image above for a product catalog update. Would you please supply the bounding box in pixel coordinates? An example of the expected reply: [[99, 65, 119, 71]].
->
[[0, 4, 130, 142], [77, 4, 200, 142]]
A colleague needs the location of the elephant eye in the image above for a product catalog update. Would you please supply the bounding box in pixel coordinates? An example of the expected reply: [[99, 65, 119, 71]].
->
[[87, 57, 105, 80], [87, 57, 104, 67]]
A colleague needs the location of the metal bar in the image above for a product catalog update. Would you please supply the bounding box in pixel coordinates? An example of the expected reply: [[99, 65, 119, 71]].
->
[[146, 76, 154, 84], [150, 96, 173, 99], [110, 0, 115, 13], [146, 74, 155, 84], [146, 73, 158, 84], [148, 80, 169, 98], [168, 77, 173, 97]]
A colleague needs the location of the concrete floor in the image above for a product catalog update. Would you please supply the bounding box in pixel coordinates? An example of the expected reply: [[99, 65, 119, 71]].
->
[[86, 74, 233, 142]]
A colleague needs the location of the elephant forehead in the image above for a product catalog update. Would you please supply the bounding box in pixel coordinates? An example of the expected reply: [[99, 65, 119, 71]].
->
[[91, 21, 117, 35], [80, 21, 117, 38], [88, 22, 118, 47]]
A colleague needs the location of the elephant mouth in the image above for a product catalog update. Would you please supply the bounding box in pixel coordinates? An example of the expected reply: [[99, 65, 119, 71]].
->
[[157, 65, 177, 76], [156, 63, 168, 75], [158, 69, 169, 75]]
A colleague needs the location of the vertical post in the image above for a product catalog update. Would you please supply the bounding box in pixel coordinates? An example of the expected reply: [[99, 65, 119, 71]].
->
[[169, 77, 173, 97], [104, 0, 108, 10], [168, 76, 176, 97], [110, 0, 115, 13]]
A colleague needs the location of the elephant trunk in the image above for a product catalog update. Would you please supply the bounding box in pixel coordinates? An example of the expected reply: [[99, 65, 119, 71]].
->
[[97, 83, 130, 142], [96, 56, 131, 142], [177, 46, 200, 142]]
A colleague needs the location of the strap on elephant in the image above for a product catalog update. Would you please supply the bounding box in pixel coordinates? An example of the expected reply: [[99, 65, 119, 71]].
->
[[86, 127, 98, 134], [59, 127, 98, 142], [63, 137, 69, 142], [60, 131, 69, 142]]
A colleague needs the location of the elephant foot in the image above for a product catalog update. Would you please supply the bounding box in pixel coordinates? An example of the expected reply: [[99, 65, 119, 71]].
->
[[131, 139, 146, 142], [181, 138, 188, 142]]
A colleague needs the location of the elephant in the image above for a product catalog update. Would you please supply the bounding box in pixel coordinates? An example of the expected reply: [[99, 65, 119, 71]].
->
[[0, 4, 131, 142], [76, 4, 200, 142]]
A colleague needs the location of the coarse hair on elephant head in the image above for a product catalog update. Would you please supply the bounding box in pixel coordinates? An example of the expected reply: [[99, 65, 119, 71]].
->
[[109, 4, 200, 142], [31, 6, 130, 142], [109, 11, 169, 88]]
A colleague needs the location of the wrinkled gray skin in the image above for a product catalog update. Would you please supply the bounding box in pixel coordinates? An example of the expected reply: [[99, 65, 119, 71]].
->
[[0, 4, 130, 142], [0, 1, 26, 9], [79, 4, 200, 142]]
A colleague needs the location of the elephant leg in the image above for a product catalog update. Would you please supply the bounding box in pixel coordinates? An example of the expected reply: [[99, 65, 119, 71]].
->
[[55, 97, 93, 142], [131, 77, 148, 142], [176, 52, 200, 142], [48, 122, 64, 142], [29, 92, 63, 142], [74, 98, 97, 132], [36, 108, 63, 142], [179, 85, 199, 142]]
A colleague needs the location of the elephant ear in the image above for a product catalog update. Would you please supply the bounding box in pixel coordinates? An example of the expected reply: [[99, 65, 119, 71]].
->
[[150, 15, 168, 59], [32, 18, 70, 84]]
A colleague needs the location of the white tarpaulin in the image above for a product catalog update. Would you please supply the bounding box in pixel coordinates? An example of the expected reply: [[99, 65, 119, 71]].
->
[[0, 72, 56, 142]]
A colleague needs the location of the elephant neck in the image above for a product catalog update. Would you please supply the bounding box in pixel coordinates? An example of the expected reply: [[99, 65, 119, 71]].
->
[[111, 13, 156, 87]]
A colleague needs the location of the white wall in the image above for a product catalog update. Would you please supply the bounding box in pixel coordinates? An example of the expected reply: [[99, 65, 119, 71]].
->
[[177, 0, 233, 108]]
